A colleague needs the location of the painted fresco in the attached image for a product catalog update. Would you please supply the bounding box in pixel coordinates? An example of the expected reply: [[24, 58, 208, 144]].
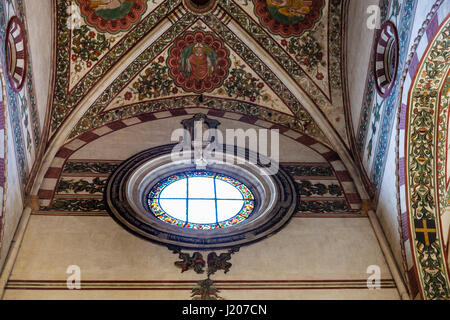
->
[[50, 0, 348, 149], [0, 0, 40, 187]]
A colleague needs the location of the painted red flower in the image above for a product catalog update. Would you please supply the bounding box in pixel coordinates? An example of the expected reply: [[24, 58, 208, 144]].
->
[[88, 31, 96, 39], [316, 72, 324, 80], [124, 91, 132, 100], [172, 87, 178, 94], [281, 39, 288, 47], [158, 56, 165, 63], [72, 54, 78, 61], [86, 61, 92, 68], [257, 82, 264, 89]]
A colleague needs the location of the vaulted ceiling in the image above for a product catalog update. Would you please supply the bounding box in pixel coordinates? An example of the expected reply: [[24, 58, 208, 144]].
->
[[33, 0, 365, 197], [47, 0, 347, 143]]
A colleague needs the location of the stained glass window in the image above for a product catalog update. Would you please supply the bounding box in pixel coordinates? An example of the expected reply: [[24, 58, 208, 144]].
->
[[147, 170, 255, 230]]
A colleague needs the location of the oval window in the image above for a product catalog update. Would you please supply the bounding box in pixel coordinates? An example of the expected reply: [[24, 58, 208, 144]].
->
[[147, 170, 255, 230]]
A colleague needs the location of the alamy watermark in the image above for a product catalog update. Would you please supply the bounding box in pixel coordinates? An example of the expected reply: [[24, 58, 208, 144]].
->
[[66, 265, 81, 290], [366, 265, 381, 290], [170, 119, 280, 175]]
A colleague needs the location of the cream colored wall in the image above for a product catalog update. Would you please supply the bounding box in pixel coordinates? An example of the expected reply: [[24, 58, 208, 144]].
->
[[70, 116, 328, 163], [23, 0, 53, 131], [2, 119, 400, 299], [346, 0, 379, 135], [376, 121, 405, 283], [0, 115, 24, 273], [3, 216, 399, 300]]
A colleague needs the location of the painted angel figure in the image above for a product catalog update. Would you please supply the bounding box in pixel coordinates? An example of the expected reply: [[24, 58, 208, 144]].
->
[[180, 42, 217, 81], [87, 0, 135, 20], [267, 0, 313, 18], [88, 0, 125, 10]]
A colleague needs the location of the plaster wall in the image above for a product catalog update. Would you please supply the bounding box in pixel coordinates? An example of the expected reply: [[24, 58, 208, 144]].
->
[[23, 0, 52, 131], [3, 216, 399, 299], [0, 117, 24, 274], [346, 0, 379, 135]]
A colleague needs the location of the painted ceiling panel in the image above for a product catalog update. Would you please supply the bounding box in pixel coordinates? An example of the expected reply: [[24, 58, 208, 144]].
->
[[51, 0, 349, 151]]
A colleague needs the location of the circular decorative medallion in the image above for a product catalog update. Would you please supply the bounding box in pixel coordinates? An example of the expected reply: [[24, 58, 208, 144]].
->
[[5, 16, 27, 92], [254, 0, 325, 37], [374, 21, 399, 97], [77, 0, 147, 33], [105, 144, 297, 249], [183, 0, 218, 14], [167, 31, 230, 93], [148, 170, 255, 230]]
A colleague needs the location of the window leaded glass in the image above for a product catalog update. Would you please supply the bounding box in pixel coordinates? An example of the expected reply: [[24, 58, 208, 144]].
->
[[147, 170, 255, 230]]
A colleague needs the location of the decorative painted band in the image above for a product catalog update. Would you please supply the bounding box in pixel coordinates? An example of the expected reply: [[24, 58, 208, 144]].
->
[[37, 108, 361, 211], [396, 1, 450, 300]]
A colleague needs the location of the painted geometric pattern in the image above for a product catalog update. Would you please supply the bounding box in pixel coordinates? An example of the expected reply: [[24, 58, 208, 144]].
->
[[402, 17, 450, 300], [5, 279, 397, 291], [357, 0, 418, 195], [0, 0, 40, 187], [51, 0, 349, 150], [5, 16, 27, 92]]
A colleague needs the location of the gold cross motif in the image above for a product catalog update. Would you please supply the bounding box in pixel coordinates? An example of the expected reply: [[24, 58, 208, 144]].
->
[[415, 219, 436, 246]]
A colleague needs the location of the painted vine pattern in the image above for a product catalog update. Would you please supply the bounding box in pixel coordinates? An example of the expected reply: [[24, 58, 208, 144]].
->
[[220, 0, 334, 105], [282, 164, 334, 177], [285, 31, 325, 80], [71, 25, 111, 70], [406, 20, 450, 299], [70, 14, 328, 144], [52, 0, 181, 132], [223, 63, 266, 103], [296, 181, 343, 197], [46, 199, 105, 211], [297, 200, 349, 213], [57, 177, 106, 194], [63, 161, 118, 174]]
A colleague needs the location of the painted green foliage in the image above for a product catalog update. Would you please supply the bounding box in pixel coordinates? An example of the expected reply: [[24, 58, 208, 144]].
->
[[296, 181, 343, 197], [283, 165, 334, 177], [72, 25, 110, 63], [133, 60, 174, 99], [407, 21, 450, 299], [297, 200, 349, 213], [57, 177, 106, 194], [286, 31, 324, 76], [223, 64, 265, 103], [48, 199, 105, 211], [63, 161, 118, 174]]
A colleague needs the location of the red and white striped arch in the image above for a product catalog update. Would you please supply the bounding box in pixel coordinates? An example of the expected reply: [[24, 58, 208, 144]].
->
[[5, 16, 27, 93]]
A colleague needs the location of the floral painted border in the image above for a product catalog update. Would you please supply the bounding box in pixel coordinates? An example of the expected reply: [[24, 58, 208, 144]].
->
[[400, 13, 450, 300]]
